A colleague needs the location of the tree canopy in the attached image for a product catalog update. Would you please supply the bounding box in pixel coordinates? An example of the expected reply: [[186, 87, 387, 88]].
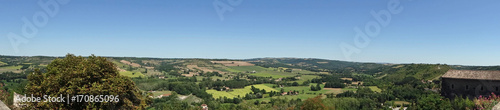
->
[[26, 54, 149, 109]]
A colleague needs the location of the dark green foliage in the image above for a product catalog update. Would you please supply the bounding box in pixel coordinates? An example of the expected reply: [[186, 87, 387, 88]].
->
[[26, 54, 149, 109], [416, 93, 453, 110], [451, 96, 475, 110], [324, 82, 345, 88]]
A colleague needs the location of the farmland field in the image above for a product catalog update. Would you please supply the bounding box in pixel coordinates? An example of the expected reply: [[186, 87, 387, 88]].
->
[[120, 70, 145, 78], [369, 86, 382, 92], [0, 65, 23, 73], [206, 84, 278, 99], [0, 61, 6, 65], [225, 66, 270, 73]]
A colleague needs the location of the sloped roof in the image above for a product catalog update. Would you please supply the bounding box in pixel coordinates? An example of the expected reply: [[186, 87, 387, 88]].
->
[[441, 70, 500, 80]]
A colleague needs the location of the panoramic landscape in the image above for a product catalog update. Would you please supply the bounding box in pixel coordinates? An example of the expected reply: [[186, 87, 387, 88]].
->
[[1, 55, 500, 109], [1, 0, 500, 110]]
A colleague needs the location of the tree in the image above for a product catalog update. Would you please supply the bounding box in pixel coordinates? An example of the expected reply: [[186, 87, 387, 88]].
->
[[310, 85, 316, 91], [301, 96, 330, 110], [292, 82, 299, 86], [417, 93, 452, 110], [316, 83, 322, 91], [302, 80, 311, 86], [26, 54, 149, 109]]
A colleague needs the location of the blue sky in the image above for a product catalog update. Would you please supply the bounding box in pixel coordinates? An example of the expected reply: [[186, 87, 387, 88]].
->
[[0, 0, 499, 66]]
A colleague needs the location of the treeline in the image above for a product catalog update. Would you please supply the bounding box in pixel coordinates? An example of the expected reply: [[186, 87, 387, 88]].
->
[[198, 78, 252, 90], [0, 71, 28, 80], [133, 78, 212, 99]]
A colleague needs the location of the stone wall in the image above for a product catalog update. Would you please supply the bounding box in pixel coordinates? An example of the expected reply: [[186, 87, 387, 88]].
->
[[442, 78, 500, 99]]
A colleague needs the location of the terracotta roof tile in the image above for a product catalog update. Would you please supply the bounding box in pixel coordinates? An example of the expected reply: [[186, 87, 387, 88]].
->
[[441, 70, 500, 80]]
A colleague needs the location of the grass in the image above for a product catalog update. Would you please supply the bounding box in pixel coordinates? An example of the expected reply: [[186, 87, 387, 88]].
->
[[206, 84, 278, 99], [182, 95, 203, 103], [120, 70, 145, 78], [226, 66, 270, 73], [0, 65, 23, 73], [113, 60, 147, 78], [152, 91, 172, 96], [368, 86, 382, 92], [112, 60, 127, 68], [0, 65, 22, 69], [386, 101, 411, 106], [342, 88, 358, 91], [0, 61, 7, 66]]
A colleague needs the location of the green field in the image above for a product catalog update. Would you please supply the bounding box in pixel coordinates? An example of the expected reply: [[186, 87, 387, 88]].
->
[[152, 91, 172, 96], [225, 66, 270, 73], [112, 60, 127, 68], [368, 86, 382, 92], [0, 61, 7, 66], [0, 65, 23, 73], [0, 65, 22, 69], [342, 87, 358, 91], [206, 84, 278, 99], [120, 70, 145, 78]]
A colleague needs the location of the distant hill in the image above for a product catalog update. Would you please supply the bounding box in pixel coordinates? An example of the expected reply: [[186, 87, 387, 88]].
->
[[2, 55, 499, 79]]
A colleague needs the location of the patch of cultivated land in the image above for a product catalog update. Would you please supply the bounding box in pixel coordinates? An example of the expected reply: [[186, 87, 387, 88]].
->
[[368, 86, 382, 92], [225, 66, 269, 73], [120, 70, 145, 78], [226, 66, 298, 78], [322, 88, 344, 94], [187, 65, 225, 74], [0, 65, 23, 73], [151, 91, 172, 97], [211, 61, 255, 66], [340, 78, 353, 81], [206, 84, 278, 99], [120, 60, 141, 67], [0, 61, 7, 66], [181, 72, 198, 77]]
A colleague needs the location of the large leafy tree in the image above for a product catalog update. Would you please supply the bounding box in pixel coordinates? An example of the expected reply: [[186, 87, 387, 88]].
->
[[26, 54, 149, 109]]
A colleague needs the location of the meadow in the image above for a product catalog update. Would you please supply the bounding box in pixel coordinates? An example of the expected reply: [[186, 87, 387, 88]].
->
[[369, 86, 382, 92], [0, 65, 23, 73], [120, 70, 145, 78], [152, 91, 172, 96]]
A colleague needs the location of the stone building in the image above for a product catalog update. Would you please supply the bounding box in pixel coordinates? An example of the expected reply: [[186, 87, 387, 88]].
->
[[441, 70, 500, 99]]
